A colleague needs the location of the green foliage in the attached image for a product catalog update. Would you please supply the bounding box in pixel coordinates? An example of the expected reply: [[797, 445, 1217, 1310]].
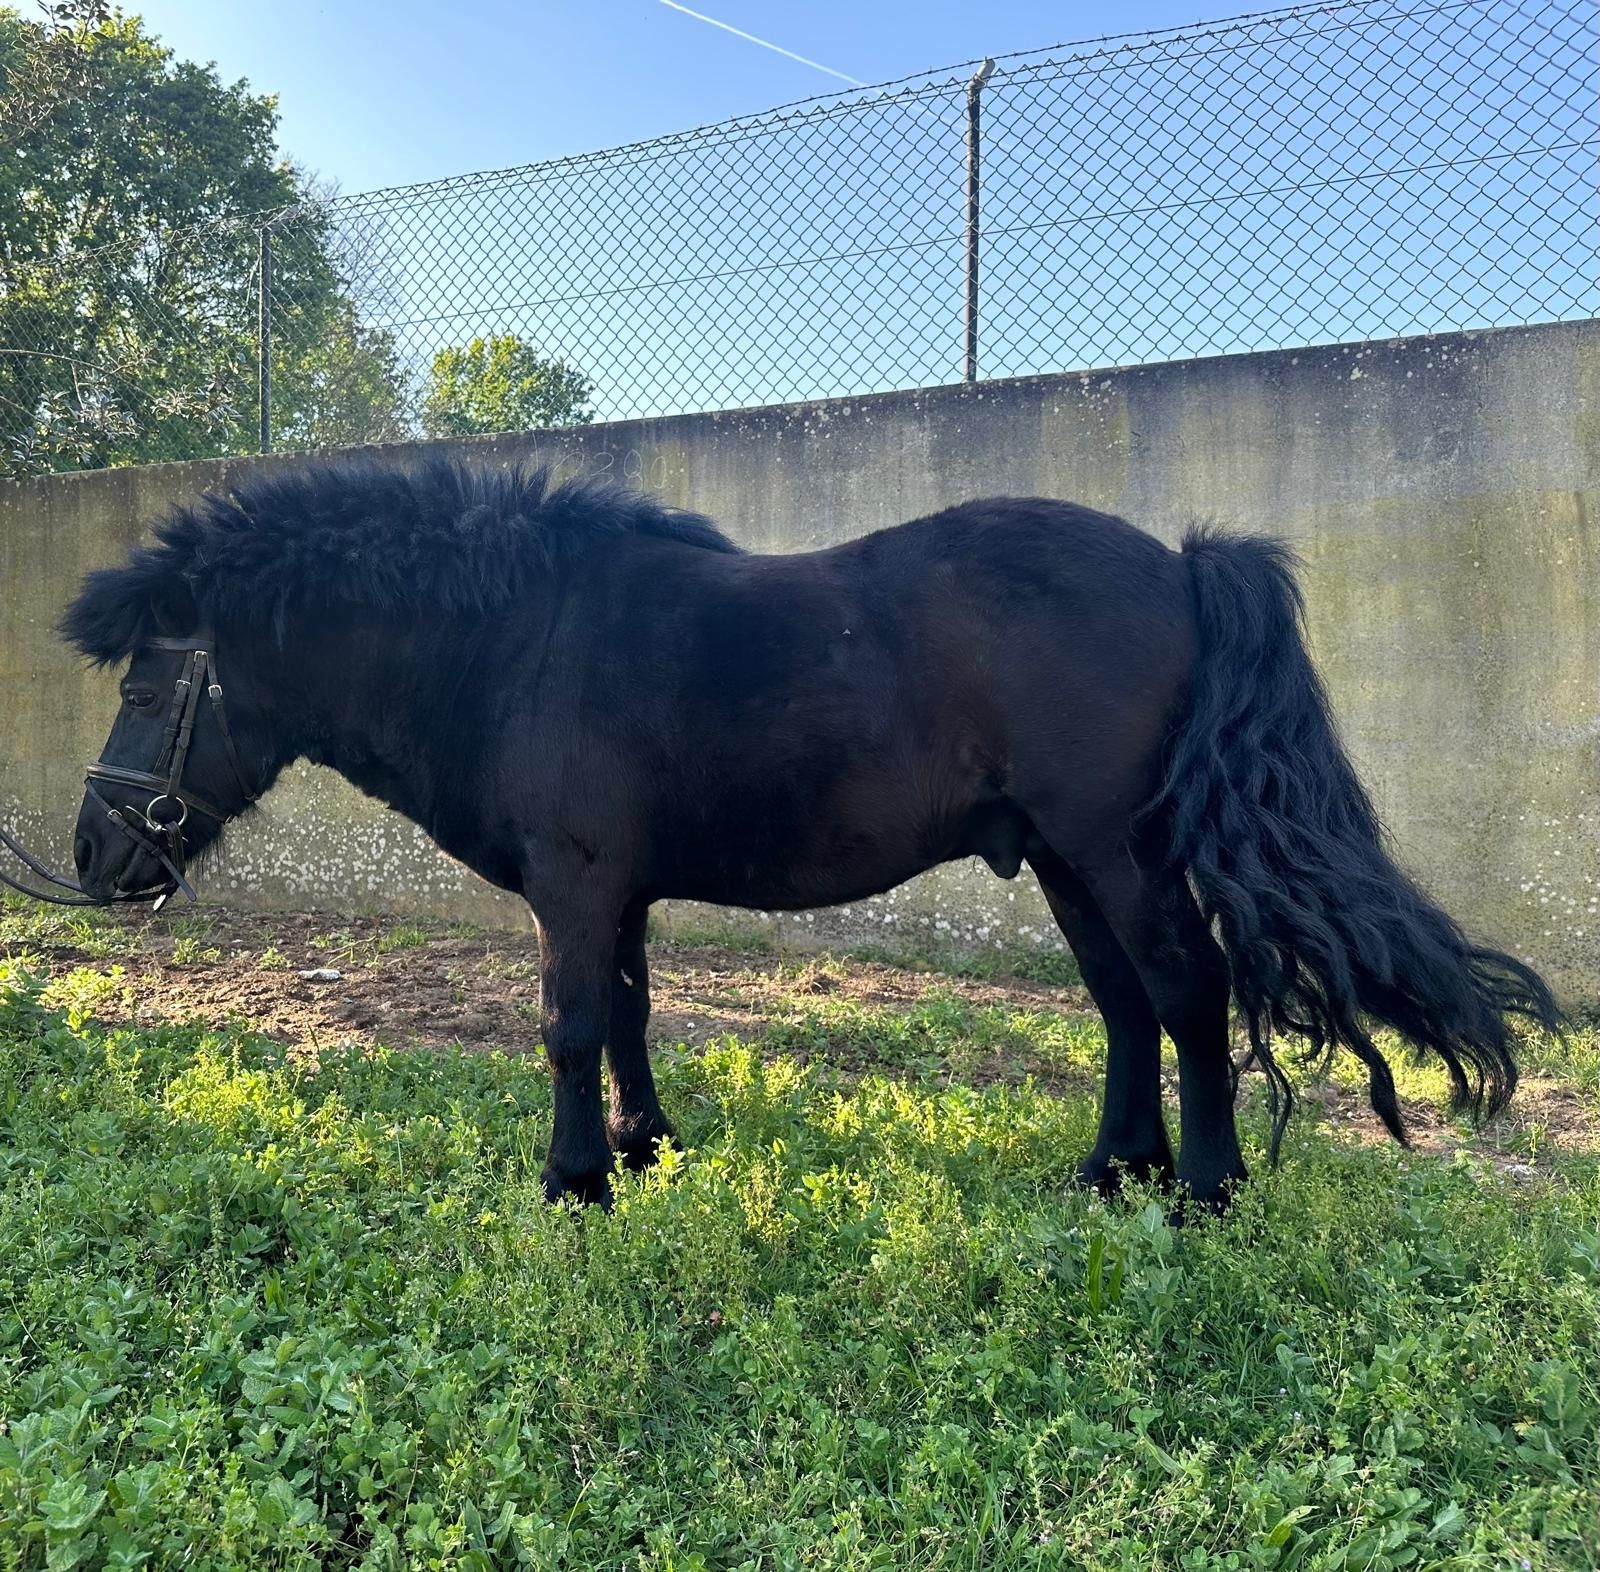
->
[[0, 891, 138, 961], [0, 5, 411, 474], [655, 915, 777, 955], [857, 937, 1083, 988], [420, 333, 594, 438], [1, 9, 594, 472], [268, 290, 415, 453], [168, 936, 219, 966], [374, 922, 430, 955], [0, 3, 111, 149], [0, 960, 1595, 1569]]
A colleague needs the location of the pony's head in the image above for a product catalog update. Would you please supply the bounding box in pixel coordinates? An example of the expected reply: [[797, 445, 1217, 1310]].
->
[[59, 555, 269, 901]]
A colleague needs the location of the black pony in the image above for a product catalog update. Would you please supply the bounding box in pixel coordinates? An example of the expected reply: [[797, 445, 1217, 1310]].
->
[[61, 459, 1561, 1208]]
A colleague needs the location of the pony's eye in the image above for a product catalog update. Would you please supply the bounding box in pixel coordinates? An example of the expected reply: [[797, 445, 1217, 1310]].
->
[[123, 690, 157, 710]]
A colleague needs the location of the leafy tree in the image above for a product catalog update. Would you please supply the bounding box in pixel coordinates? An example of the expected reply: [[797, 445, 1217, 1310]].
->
[[0, 1, 110, 157], [0, 3, 411, 474], [259, 191, 419, 452], [420, 334, 593, 438], [268, 296, 414, 451]]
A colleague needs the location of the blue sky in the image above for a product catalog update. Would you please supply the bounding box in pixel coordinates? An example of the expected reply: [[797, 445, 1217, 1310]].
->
[[130, 0, 1215, 194], [122, 1, 1597, 423]]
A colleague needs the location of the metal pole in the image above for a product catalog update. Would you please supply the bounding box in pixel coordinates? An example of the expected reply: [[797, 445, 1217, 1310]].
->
[[257, 224, 273, 454], [964, 58, 995, 384]]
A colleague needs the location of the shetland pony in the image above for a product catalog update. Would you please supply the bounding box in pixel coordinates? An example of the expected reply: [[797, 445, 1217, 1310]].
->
[[62, 460, 1560, 1207]]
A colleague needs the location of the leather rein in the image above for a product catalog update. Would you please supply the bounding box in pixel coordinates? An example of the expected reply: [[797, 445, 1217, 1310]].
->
[[0, 635, 257, 909]]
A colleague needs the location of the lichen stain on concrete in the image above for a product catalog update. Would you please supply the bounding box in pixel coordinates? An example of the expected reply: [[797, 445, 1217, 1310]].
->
[[199, 763, 526, 928]]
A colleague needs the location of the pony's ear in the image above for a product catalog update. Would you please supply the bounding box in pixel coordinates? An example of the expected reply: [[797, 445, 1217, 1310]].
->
[[148, 574, 199, 638], [58, 553, 198, 664]]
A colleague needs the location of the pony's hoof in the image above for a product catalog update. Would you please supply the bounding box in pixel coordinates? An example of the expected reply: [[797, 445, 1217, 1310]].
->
[[1169, 1165, 1248, 1223], [608, 1117, 677, 1173], [541, 1163, 614, 1209], [1075, 1150, 1176, 1198]]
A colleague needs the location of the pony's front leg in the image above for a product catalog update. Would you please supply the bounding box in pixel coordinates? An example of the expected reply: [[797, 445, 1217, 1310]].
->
[[532, 904, 618, 1206]]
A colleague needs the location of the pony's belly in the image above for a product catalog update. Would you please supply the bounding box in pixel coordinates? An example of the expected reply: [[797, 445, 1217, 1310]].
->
[[659, 798, 1028, 912]]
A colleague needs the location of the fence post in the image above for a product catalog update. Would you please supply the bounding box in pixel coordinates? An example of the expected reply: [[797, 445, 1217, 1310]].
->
[[964, 58, 995, 384], [257, 223, 273, 454]]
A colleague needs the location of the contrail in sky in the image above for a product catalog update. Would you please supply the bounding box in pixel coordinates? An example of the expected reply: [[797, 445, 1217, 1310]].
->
[[655, 1, 866, 86]]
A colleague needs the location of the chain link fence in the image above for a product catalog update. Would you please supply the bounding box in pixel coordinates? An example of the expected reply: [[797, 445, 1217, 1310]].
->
[[2, 0, 1595, 477]]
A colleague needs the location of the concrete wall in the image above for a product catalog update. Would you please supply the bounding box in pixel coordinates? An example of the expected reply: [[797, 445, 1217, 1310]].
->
[[2, 321, 1596, 998]]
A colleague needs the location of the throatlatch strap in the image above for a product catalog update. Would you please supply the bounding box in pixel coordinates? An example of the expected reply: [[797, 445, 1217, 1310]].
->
[[207, 673, 257, 807]]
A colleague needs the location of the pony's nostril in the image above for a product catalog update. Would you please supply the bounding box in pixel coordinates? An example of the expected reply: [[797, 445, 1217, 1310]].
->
[[74, 835, 93, 875]]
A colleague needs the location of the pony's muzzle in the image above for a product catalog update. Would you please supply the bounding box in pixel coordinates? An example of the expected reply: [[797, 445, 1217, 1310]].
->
[[71, 820, 119, 899], [72, 797, 145, 899]]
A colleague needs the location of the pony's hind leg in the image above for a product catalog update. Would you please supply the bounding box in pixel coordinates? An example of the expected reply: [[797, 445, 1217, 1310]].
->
[[1028, 845, 1176, 1194], [605, 899, 676, 1170], [1074, 846, 1248, 1212]]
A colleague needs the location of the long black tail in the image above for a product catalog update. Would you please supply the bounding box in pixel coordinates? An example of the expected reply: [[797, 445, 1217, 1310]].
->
[[1152, 526, 1563, 1159]]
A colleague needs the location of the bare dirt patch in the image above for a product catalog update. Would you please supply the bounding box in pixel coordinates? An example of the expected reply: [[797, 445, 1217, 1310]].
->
[[12, 905, 1084, 1057], [8, 902, 1595, 1170]]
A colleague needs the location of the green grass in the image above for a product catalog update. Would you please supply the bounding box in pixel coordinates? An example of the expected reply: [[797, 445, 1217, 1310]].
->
[[852, 940, 1083, 990], [0, 893, 138, 963], [653, 916, 778, 956], [650, 910, 1084, 988], [294, 921, 444, 971], [169, 936, 221, 967], [0, 961, 1596, 1569], [755, 990, 1111, 1087], [375, 923, 432, 956]]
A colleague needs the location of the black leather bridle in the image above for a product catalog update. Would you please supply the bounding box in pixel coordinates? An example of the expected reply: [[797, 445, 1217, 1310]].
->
[[0, 635, 258, 909]]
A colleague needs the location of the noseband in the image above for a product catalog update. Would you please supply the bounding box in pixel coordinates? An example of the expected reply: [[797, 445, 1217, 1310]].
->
[[0, 635, 258, 909]]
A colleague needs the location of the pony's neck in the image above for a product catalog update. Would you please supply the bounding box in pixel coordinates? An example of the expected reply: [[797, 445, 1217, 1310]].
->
[[254, 609, 490, 841]]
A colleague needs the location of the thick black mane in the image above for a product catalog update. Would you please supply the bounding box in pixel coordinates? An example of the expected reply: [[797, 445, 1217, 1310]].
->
[[61, 457, 738, 663]]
